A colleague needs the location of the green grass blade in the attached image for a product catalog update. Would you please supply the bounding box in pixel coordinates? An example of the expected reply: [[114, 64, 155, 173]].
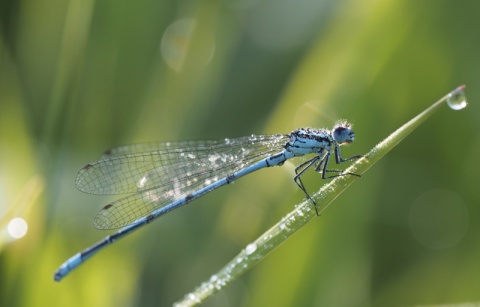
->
[[174, 85, 467, 307]]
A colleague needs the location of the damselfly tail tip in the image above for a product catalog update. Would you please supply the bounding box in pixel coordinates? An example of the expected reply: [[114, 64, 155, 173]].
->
[[53, 253, 82, 282], [54, 267, 67, 282]]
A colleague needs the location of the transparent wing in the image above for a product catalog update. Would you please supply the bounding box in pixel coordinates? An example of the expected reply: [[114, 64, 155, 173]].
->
[[76, 134, 288, 195], [99, 139, 225, 158], [76, 134, 290, 229]]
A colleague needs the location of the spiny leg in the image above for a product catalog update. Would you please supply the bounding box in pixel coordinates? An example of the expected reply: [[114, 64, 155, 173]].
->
[[334, 144, 363, 164], [294, 156, 322, 215], [294, 156, 319, 194], [323, 170, 362, 179], [321, 147, 362, 179], [320, 165, 361, 180]]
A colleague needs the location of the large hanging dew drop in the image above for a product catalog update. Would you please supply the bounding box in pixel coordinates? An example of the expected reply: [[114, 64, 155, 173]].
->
[[447, 85, 468, 110]]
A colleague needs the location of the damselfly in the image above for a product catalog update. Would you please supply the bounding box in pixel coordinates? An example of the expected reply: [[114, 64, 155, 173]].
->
[[54, 121, 362, 281]]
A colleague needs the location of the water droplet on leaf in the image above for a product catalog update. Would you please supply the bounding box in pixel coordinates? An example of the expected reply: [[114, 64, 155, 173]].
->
[[245, 243, 257, 255], [447, 85, 467, 110]]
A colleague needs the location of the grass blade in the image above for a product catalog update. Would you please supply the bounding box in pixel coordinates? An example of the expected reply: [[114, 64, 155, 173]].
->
[[174, 85, 467, 307]]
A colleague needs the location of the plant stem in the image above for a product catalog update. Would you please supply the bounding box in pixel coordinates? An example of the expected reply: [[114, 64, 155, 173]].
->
[[174, 85, 467, 307]]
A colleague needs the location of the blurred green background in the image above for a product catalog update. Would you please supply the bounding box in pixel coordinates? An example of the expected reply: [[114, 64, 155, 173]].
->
[[1, 0, 479, 306]]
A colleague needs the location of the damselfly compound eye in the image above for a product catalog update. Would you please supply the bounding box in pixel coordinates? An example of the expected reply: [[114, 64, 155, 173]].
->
[[332, 122, 355, 144]]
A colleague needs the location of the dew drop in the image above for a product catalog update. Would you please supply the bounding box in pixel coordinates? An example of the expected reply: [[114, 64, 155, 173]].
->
[[447, 85, 467, 110], [245, 243, 257, 255]]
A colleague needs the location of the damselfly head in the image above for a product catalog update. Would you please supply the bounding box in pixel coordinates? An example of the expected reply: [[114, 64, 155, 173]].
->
[[332, 121, 355, 144]]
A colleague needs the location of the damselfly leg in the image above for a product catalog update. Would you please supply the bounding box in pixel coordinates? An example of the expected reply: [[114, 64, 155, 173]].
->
[[294, 148, 362, 215]]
